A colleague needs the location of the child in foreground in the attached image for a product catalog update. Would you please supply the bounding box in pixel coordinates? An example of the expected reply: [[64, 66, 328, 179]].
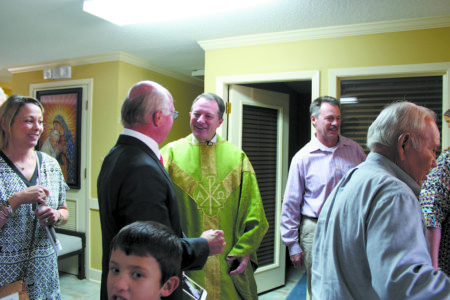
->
[[107, 221, 182, 300]]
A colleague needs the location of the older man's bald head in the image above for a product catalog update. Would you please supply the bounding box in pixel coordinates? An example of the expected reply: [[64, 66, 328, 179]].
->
[[127, 81, 168, 100]]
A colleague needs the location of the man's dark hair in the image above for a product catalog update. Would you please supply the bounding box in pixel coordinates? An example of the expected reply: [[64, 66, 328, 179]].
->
[[191, 93, 225, 120], [310, 96, 340, 118], [110, 221, 182, 285]]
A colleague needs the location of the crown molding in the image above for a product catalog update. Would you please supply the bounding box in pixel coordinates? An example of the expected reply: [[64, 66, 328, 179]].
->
[[8, 52, 203, 87], [199, 14, 450, 50]]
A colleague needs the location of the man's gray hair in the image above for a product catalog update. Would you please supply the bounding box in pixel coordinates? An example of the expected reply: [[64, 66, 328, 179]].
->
[[367, 101, 436, 151], [310, 96, 340, 118], [121, 87, 169, 126]]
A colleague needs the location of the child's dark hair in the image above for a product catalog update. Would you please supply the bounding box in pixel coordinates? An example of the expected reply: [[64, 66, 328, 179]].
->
[[110, 221, 182, 285]]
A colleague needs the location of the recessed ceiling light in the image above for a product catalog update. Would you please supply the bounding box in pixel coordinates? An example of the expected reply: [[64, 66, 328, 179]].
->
[[83, 0, 271, 26]]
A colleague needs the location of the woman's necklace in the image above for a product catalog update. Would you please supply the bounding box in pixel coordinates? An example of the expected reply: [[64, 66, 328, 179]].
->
[[4, 151, 34, 171], [14, 162, 25, 171]]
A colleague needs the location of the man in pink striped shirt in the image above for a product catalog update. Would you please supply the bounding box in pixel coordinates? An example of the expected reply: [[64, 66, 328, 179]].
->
[[280, 96, 366, 299]]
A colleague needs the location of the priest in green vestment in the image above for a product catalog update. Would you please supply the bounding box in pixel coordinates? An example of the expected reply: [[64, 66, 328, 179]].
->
[[161, 93, 268, 300]]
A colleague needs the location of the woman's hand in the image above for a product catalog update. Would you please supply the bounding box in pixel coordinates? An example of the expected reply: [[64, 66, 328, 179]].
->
[[14, 185, 49, 206], [35, 205, 59, 226], [7, 185, 50, 214]]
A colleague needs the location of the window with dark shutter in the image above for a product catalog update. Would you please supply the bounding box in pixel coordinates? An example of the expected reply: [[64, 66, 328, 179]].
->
[[340, 76, 443, 155]]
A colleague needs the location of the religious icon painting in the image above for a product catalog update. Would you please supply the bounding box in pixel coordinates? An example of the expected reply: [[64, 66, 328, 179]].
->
[[36, 87, 82, 189]]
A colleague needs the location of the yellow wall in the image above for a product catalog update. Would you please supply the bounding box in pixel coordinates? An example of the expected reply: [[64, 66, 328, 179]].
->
[[90, 209, 102, 271], [0, 82, 12, 96], [204, 27, 450, 94], [12, 60, 203, 272]]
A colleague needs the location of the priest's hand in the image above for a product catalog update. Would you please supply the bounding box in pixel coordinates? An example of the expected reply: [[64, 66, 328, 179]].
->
[[201, 229, 226, 256], [227, 256, 249, 275]]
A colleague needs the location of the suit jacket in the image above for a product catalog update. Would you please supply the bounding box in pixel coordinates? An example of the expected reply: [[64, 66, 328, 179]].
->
[[97, 135, 209, 300]]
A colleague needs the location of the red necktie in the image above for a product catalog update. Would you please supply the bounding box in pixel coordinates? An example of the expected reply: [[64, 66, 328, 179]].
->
[[159, 155, 164, 166]]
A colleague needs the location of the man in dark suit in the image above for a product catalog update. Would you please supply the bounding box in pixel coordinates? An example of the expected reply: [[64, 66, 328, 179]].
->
[[97, 81, 226, 300]]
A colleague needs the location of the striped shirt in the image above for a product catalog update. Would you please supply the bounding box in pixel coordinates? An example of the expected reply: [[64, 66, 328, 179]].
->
[[280, 134, 366, 255]]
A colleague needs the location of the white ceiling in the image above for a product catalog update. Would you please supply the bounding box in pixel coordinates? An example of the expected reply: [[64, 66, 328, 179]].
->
[[1, 0, 450, 83]]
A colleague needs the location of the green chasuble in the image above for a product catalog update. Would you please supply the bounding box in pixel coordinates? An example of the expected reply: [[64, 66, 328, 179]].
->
[[161, 134, 268, 300]]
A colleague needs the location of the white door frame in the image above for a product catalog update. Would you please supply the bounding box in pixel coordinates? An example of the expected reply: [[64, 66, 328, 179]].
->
[[215, 71, 320, 139], [228, 85, 290, 293]]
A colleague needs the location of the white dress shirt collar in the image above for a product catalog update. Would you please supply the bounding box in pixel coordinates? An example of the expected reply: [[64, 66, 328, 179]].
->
[[122, 128, 160, 158], [192, 134, 218, 143]]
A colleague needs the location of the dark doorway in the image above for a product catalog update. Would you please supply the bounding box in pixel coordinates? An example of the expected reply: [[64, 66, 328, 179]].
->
[[240, 80, 312, 277], [240, 81, 312, 161]]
